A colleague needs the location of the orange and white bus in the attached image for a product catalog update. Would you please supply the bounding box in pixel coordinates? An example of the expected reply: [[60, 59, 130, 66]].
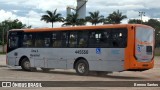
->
[[6, 24, 155, 75]]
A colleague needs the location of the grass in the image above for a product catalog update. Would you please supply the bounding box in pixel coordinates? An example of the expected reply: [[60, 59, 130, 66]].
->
[[155, 48, 160, 56], [0, 52, 6, 55], [155, 53, 160, 56]]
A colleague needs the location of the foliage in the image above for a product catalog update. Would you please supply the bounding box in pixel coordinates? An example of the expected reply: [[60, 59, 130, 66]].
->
[[86, 11, 104, 25], [41, 9, 64, 28], [0, 19, 27, 45], [128, 19, 142, 24], [63, 12, 85, 26], [105, 10, 127, 24], [145, 19, 160, 48]]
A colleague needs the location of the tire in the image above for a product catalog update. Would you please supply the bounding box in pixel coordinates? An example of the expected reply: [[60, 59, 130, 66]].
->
[[21, 58, 31, 71], [41, 68, 50, 72], [75, 59, 89, 76]]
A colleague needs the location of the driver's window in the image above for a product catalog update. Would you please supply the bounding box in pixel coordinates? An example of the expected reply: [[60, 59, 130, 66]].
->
[[9, 36, 19, 48]]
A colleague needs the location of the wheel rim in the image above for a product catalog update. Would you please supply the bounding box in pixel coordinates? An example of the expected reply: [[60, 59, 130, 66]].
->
[[24, 60, 30, 70], [78, 63, 85, 73]]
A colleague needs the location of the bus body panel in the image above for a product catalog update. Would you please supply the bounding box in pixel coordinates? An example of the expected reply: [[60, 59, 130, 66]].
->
[[7, 48, 125, 71], [7, 24, 155, 73]]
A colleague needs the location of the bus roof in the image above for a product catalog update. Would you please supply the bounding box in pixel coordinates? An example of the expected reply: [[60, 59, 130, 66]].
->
[[10, 24, 153, 32]]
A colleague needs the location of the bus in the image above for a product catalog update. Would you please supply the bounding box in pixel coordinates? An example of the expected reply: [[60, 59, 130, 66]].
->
[[6, 24, 155, 75]]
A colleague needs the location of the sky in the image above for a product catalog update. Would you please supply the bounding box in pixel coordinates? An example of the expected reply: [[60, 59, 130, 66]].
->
[[0, 0, 160, 28]]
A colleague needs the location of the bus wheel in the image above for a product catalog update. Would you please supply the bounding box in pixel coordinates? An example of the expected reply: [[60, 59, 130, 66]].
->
[[75, 59, 89, 76], [41, 68, 50, 72], [21, 58, 31, 71]]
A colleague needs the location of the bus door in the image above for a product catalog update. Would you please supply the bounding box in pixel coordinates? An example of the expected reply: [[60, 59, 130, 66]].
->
[[135, 27, 154, 62], [7, 31, 21, 66]]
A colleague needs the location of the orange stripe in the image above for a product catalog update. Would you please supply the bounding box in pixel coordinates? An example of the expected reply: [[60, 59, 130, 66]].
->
[[136, 39, 153, 45], [10, 24, 154, 33]]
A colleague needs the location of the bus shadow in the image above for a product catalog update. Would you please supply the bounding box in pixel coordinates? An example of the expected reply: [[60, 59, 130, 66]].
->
[[42, 70, 148, 80], [94, 75, 147, 80], [46, 71, 148, 80], [9, 69, 147, 80]]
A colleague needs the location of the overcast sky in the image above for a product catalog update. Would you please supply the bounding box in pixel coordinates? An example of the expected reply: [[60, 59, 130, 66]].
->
[[0, 0, 160, 28]]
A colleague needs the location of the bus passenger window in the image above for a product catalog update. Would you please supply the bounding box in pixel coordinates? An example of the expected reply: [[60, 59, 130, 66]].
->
[[89, 31, 102, 47], [44, 38, 50, 47], [78, 31, 88, 48], [23, 34, 33, 47], [35, 40, 43, 47], [69, 32, 77, 48], [111, 29, 127, 48], [61, 32, 68, 48], [52, 32, 62, 48]]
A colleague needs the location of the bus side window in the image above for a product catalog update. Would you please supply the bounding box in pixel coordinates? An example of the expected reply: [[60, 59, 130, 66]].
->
[[43, 32, 51, 47], [35, 33, 43, 47], [52, 32, 62, 48], [89, 31, 101, 47], [44, 38, 50, 47], [61, 32, 68, 48], [111, 29, 127, 48], [99, 31, 111, 47], [69, 32, 77, 48], [23, 34, 34, 47], [78, 31, 88, 48]]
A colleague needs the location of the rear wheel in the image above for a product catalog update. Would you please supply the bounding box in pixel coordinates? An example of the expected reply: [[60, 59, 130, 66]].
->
[[21, 58, 31, 71], [75, 59, 89, 76]]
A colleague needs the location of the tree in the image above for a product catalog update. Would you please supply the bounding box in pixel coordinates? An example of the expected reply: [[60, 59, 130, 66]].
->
[[145, 19, 160, 47], [0, 19, 27, 52], [128, 19, 142, 24], [63, 12, 85, 26], [1, 19, 27, 29], [41, 9, 63, 28], [0, 19, 27, 43], [105, 10, 127, 24], [86, 11, 104, 25]]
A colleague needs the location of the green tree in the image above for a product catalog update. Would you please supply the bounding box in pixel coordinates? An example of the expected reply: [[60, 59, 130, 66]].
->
[[0, 19, 27, 45], [86, 11, 104, 25], [63, 12, 85, 26], [0, 19, 27, 52], [41, 9, 63, 28], [128, 19, 142, 24], [1, 19, 27, 29], [145, 19, 160, 47], [105, 10, 127, 24]]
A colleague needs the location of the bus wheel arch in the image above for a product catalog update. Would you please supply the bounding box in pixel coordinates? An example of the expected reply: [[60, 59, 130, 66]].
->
[[19, 56, 29, 66], [74, 57, 89, 76], [19, 56, 30, 71]]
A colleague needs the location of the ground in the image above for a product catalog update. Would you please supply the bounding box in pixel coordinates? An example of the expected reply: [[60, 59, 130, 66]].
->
[[0, 55, 160, 90]]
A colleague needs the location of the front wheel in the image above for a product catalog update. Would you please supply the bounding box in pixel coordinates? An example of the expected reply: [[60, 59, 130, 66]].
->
[[21, 58, 31, 71], [75, 59, 89, 76]]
